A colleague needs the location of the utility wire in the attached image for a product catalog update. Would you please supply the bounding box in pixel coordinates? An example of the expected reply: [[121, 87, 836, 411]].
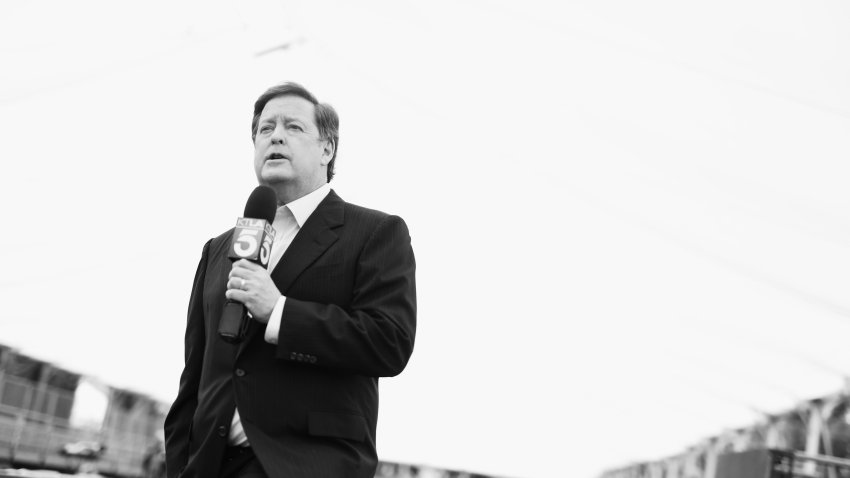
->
[[457, 0, 850, 121], [0, 24, 245, 107]]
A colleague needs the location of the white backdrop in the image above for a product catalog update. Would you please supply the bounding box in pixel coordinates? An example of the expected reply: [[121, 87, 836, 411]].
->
[[2, 1, 849, 477]]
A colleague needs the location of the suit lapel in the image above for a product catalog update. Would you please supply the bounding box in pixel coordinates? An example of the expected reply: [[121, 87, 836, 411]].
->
[[270, 190, 344, 293], [237, 190, 345, 357]]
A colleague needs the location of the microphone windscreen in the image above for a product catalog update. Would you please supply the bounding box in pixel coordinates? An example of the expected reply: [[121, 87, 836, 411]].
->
[[244, 186, 277, 223]]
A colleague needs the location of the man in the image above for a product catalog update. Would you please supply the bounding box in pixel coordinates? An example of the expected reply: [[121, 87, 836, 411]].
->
[[164, 82, 417, 478]]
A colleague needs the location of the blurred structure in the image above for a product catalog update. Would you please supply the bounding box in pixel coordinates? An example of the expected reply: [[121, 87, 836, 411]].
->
[[0, 343, 166, 476], [375, 461, 506, 478], [600, 389, 850, 478], [0, 343, 505, 478]]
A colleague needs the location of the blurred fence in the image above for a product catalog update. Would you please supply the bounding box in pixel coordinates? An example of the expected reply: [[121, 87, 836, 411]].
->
[[600, 389, 850, 478]]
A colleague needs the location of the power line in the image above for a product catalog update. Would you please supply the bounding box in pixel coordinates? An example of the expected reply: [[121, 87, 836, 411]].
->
[[457, 0, 850, 121]]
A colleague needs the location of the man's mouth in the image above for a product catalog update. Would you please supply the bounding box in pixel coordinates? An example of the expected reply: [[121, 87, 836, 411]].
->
[[266, 153, 288, 161]]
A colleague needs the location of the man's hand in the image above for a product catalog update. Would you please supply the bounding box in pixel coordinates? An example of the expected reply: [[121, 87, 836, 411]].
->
[[225, 259, 281, 323]]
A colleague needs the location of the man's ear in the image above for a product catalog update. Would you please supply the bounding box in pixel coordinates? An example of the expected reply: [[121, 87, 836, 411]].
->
[[320, 140, 335, 166]]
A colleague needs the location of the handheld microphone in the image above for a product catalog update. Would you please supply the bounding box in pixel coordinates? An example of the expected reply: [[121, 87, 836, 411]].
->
[[218, 185, 277, 343]]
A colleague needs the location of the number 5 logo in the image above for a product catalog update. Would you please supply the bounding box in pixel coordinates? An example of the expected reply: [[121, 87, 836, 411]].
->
[[259, 235, 273, 266], [233, 228, 260, 258]]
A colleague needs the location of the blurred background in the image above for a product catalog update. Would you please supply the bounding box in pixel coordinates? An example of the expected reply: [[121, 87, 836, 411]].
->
[[1, 1, 849, 477]]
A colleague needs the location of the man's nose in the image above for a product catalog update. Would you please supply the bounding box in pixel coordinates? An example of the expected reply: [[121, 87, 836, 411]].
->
[[271, 123, 286, 143]]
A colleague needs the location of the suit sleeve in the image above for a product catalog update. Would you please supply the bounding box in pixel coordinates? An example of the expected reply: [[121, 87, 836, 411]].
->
[[164, 239, 211, 478], [276, 215, 416, 377]]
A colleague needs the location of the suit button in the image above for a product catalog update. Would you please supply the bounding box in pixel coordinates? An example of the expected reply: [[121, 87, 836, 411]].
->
[[235, 368, 245, 377], [217, 426, 227, 437]]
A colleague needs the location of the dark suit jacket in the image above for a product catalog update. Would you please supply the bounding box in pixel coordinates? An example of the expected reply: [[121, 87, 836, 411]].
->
[[164, 190, 416, 478]]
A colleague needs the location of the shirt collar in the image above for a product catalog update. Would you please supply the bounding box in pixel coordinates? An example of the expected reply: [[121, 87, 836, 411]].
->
[[281, 183, 332, 227]]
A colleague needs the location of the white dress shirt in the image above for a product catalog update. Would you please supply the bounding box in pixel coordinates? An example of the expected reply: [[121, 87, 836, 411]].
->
[[228, 182, 332, 446]]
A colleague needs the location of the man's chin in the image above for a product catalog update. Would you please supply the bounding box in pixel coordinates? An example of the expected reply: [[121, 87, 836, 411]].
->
[[258, 169, 293, 185]]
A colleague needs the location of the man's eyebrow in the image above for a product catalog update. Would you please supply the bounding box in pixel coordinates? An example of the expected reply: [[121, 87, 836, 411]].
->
[[260, 114, 306, 123]]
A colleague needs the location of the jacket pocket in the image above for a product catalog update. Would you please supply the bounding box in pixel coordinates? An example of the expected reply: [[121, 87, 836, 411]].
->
[[307, 411, 367, 442]]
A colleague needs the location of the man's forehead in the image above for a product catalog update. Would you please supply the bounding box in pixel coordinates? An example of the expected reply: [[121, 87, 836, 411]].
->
[[259, 95, 315, 121]]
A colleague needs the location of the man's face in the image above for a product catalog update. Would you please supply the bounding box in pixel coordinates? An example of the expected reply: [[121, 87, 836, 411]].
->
[[253, 95, 332, 196]]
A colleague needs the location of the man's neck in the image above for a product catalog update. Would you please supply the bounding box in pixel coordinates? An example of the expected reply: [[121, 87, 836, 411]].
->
[[271, 180, 328, 206]]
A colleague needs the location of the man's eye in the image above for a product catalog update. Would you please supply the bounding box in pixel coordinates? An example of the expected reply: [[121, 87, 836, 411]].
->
[[288, 124, 303, 132], [260, 125, 273, 133]]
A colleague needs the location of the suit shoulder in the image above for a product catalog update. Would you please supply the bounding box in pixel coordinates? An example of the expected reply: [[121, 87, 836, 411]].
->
[[342, 202, 411, 245], [211, 227, 235, 245], [343, 202, 391, 224], [207, 227, 235, 257]]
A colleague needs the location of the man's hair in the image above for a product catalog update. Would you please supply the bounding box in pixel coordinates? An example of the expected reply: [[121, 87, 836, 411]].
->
[[251, 82, 340, 182]]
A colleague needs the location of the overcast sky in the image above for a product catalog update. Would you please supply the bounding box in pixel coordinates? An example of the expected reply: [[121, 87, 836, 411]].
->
[[2, 1, 850, 477]]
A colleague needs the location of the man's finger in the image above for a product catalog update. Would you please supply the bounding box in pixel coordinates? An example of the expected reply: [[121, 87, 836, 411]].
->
[[225, 288, 253, 302], [227, 277, 248, 291], [233, 259, 261, 271]]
